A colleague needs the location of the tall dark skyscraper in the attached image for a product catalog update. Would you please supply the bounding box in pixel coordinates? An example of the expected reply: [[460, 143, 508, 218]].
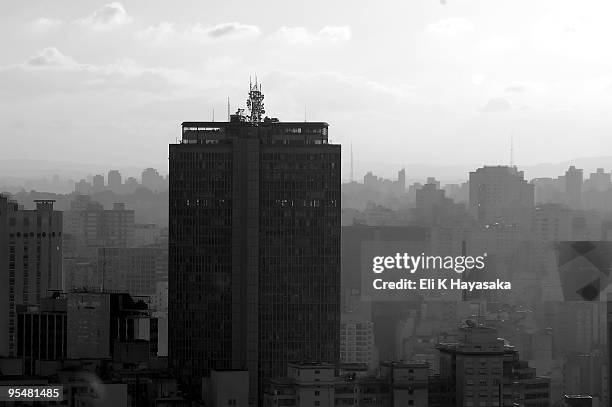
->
[[0, 196, 63, 357], [168, 82, 341, 401]]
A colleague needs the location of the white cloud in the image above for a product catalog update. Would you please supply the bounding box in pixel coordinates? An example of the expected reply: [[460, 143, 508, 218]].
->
[[0, 47, 203, 98], [317, 26, 352, 43], [75, 2, 133, 30], [29, 17, 63, 32], [137, 21, 261, 45], [482, 97, 512, 112], [276, 26, 352, 45], [136, 22, 176, 44], [203, 22, 261, 39], [426, 17, 474, 37], [25, 47, 79, 70]]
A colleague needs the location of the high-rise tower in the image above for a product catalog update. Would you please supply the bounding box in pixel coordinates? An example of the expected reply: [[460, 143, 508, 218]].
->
[[0, 196, 63, 357], [168, 82, 341, 402]]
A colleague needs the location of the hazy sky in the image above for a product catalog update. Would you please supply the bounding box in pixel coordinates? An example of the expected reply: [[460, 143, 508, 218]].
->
[[3, 0, 612, 178]]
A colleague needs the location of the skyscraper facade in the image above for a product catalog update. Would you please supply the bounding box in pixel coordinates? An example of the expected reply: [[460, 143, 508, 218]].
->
[[0, 196, 63, 357], [168, 84, 341, 401]]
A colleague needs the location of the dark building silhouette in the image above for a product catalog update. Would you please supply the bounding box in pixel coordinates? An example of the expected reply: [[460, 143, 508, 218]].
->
[[608, 293, 612, 407], [67, 291, 157, 360], [16, 296, 67, 375], [0, 196, 63, 357], [564, 395, 593, 407], [168, 82, 341, 401]]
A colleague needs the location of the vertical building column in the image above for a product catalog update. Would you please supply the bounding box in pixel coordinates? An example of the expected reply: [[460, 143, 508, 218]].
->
[[231, 138, 260, 401]]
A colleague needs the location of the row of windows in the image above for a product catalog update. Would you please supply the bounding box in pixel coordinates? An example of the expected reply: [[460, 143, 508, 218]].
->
[[9, 232, 61, 238], [8, 216, 54, 227]]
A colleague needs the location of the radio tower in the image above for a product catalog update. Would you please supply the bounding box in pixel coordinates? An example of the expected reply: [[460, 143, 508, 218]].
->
[[246, 76, 265, 124]]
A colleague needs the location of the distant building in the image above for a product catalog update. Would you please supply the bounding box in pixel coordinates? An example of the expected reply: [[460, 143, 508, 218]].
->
[[92, 174, 105, 193], [67, 291, 157, 360], [436, 326, 505, 407], [97, 247, 166, 296], [108, 170, 122, 193], [75, 179, 92, 194], [340, 318, 374, 366], [584, 168, 610, 192], [503, 348, 550, 407], [469, 166, 534, 230], [263, 361, 428, 407], [531, 176, 565, 204], [134, 223, 164, 247], [565, 166, 583, 210], [0, 196, 63, 357], [342, 169, 407, 211], [125, 177, 139, 193], [396, 168, 406, 193], [381, 361, 429, 406], [415, 182, 466, 225], [63, 258, 97, 291], [63, 196, 135, 257], [142, 168, 163, 192], [444, 182, 469, 204], [436, 326, 549, 407]]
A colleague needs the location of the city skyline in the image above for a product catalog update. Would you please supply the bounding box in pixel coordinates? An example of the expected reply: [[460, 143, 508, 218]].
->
[[4, 2, 612, 405], [5, 1, 612, 175]]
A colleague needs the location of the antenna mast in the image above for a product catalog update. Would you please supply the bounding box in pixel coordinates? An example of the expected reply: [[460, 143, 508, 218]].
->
[[246, 75, 265, 124], [510, 133, 514, 167]]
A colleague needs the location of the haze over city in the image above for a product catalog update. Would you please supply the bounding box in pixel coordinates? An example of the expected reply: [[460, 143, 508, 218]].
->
[[5, 2, 612, 405], [4, 0, 612, 180]]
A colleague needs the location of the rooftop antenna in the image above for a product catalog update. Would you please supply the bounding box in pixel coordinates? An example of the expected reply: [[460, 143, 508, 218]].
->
[[246, 75, 265, 124], [212, 107, 215, 122], [350, 141, 354, 182], [227, 97, 230, 121], [510, 132, 514, 167], [304, 104, 307, 122]]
